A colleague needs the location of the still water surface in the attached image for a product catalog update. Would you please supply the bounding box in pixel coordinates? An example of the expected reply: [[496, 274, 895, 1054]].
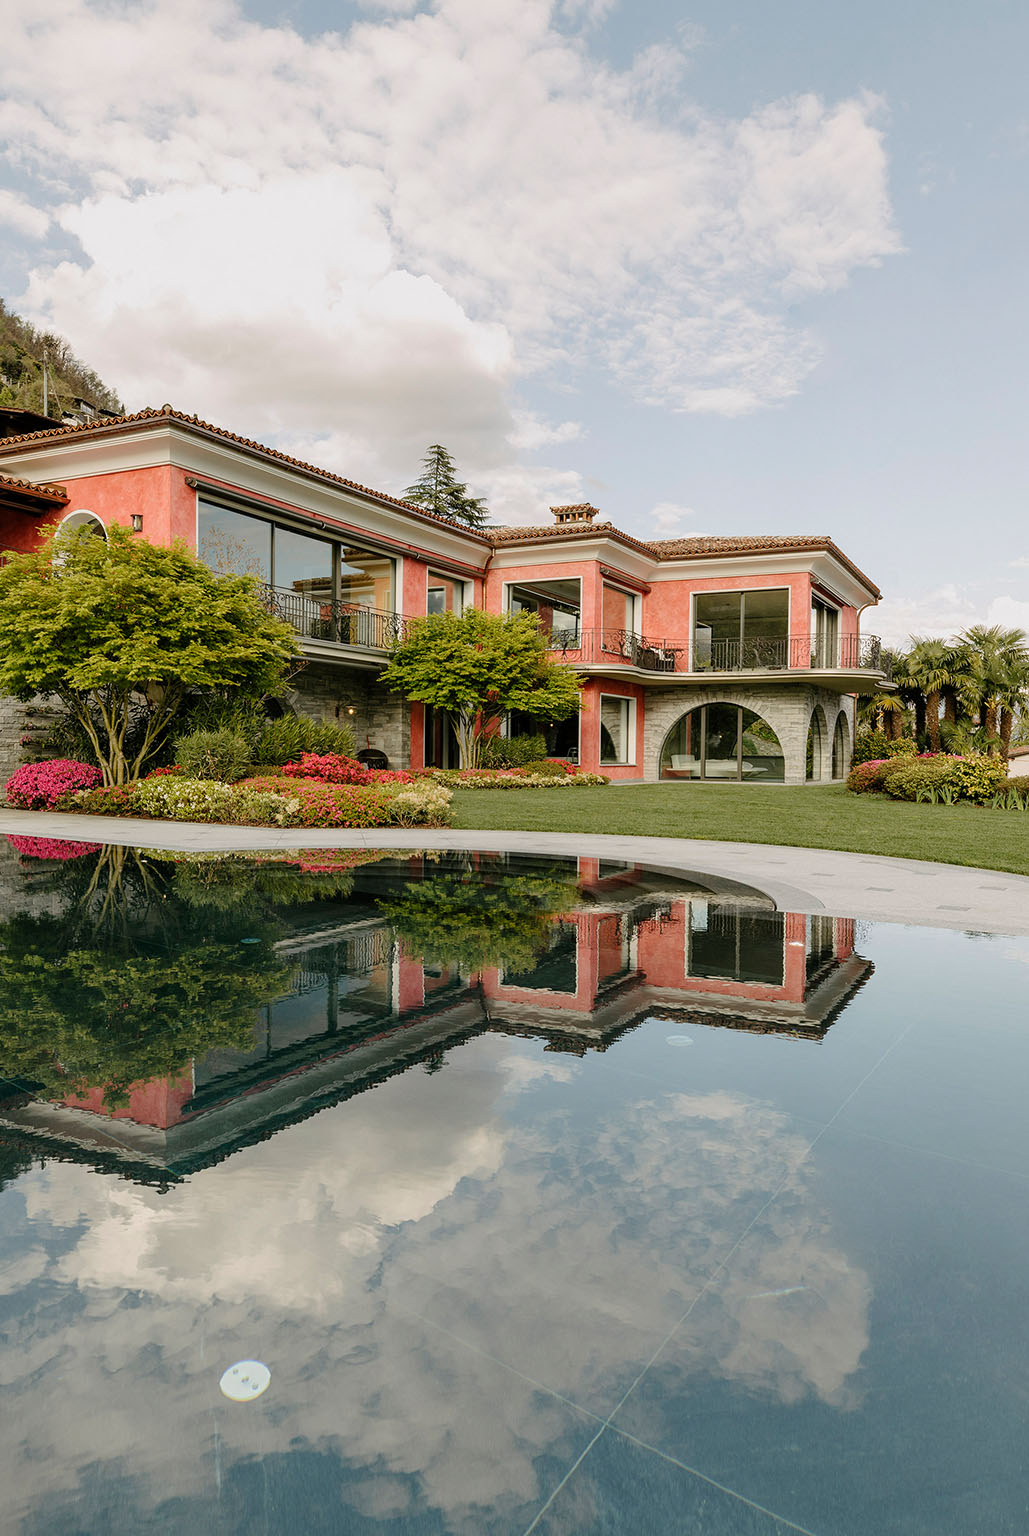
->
[[0, 839, 1025, 1534]]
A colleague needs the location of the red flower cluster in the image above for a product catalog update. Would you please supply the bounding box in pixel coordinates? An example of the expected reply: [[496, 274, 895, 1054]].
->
[[5, 759, 102, 809], [280, 753, 413, 785], [241, 776, 400, 827], [7, 835, 102, 860], [144, 765, 184, 779]]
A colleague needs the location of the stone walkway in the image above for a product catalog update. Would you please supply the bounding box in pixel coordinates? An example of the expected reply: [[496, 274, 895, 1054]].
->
[[2, 808, 1027, 936]]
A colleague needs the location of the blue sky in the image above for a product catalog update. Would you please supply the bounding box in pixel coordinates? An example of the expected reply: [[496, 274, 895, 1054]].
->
[[0, 0, 1025, 643]]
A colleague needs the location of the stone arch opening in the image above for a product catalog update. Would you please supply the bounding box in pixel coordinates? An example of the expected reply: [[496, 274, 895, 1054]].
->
[[831, 711, 850, 779], [806, 706, 828, 781], [660, 703, 785, 782]]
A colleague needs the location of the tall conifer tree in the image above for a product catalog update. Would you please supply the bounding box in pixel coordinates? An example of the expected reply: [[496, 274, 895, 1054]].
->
[[403, 444, 489, 529]]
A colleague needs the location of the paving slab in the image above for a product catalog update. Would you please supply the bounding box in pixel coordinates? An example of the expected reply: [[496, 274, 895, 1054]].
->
[[2, 809, 1027, 936]]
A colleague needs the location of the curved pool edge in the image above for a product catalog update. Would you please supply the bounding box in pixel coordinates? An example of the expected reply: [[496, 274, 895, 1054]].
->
[[2, 809, 1027, 938]]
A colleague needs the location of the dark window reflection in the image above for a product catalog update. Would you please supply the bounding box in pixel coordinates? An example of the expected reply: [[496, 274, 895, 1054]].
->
[[689, 905, 785, 985], [504, 922, 578, 993]]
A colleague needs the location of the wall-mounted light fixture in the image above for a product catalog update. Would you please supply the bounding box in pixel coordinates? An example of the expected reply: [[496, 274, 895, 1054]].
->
[[131, 514, 143, 532], [347, 706, 356, 716]]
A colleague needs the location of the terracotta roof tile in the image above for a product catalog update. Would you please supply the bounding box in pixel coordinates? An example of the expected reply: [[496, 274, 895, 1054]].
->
[[0, 470, 68, 505], [0, 406, 491, 541], [486, 525, 879, 597]]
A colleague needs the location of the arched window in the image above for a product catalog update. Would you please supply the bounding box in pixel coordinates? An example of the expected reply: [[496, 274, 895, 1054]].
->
[[57, 509, 107, 542], [831, 713, 849, 779], [660, 705, 785, 782], [806, 709, 826, 781]]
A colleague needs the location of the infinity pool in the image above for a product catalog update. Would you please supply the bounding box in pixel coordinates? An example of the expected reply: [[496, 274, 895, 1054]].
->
[[0, 839, 1025, 1534]]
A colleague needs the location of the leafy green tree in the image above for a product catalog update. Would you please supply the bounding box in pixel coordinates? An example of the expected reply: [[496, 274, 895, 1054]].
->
[[403, 444, 489, 529], [0, 846, 292, 1107], [382, 608, 582, 767], [0, 524, 298, 784], [378, 861, 579, 976]]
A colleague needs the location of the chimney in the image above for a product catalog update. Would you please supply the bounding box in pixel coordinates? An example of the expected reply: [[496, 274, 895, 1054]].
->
[[550, 503, 600, 526]]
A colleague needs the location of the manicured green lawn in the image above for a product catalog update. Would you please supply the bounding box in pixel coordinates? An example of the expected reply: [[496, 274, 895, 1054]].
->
[[450, 782, 1029, 876]]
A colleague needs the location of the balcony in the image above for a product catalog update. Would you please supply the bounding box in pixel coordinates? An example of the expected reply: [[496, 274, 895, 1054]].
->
[[548, 628, 888, 680], [261, 585, 415, 653]]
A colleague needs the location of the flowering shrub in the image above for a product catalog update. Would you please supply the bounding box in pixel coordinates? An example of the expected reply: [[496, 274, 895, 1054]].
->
[[134, 777, 296, 826], [882, 758, 958, 802], [848, 751, 1010, 806], [241, 775, 451, 827], [68, 784, 140, 816], [419, 766, 608, 789], [5, 758, 101, 809], [7, 835, 102, 860], [949, 754, 1009, 804], [846, 758, 890, 794], [279, 752, 413, 785], [143, 765, 184, 779]]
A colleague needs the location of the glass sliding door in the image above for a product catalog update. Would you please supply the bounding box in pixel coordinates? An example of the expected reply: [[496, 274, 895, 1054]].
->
[[742, 588, 789, 668], [694, 592, 742, 670], [702, 702, 741, 777], [812, 598, 840, 668], [693, 589, 789, 670], [273, 526, 336, 640], [661, 706, 785, 781]]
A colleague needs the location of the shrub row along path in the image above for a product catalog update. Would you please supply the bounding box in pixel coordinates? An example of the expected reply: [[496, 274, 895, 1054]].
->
[[2, 792, 1028, 937]]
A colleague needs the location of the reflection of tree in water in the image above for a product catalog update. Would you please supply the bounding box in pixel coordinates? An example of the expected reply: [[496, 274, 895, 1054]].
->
[[0, 846, 304, 1108], [377, 859, 580, 975]]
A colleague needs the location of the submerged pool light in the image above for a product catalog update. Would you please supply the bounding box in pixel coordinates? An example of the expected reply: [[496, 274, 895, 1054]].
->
[[219, 1360, 271, 1402]]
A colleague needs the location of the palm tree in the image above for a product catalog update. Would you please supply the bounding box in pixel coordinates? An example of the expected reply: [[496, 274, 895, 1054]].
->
[[905, 636, 959, 752], [998, 653, 1029, 757], [956, 625, 1029, 751]]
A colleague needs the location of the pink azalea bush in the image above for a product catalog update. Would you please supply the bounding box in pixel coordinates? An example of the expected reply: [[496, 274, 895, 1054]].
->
[[5, 758, 102, 809], [7, 835, 101, 860], [279, 752, 413, 785], [241, 775, 451, 828]]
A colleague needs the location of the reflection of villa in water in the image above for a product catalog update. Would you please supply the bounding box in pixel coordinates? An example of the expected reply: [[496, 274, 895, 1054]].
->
[[0, 857, 871, 1184]]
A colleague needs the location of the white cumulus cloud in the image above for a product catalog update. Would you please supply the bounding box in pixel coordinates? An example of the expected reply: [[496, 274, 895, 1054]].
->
[[0, 0, 900, 518]]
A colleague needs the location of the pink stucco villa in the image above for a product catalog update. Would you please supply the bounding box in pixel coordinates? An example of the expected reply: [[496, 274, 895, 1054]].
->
[[0, 405, 889, 784]]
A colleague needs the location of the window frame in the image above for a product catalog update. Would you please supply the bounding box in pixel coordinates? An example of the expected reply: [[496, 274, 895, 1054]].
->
[[598, 692, 635, 766]]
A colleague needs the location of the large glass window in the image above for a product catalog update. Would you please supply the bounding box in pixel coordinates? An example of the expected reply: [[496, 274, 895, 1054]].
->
[[340, 545, 394, 613], [600, 695, 632, 764], [660, 705, 785, 781], [427, 571, 465, 615], [197, 499, 398, 646], [509, 710, 580, 763], [693, 589, 789, 670], [198, 502, 271, 582], [812, 598, 840, 668], [273, 527, 333, 600], [508, 579, 580, 645]]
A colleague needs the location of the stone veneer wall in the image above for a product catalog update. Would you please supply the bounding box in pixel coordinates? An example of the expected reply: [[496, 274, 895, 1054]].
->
[[0, 696, 29, 790], [642, 685, 854, 786], [288, 661, 410, 769]]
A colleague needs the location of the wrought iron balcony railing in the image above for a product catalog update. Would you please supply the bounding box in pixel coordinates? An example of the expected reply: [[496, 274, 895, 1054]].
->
[[260, 585, 415, 649], [547, 628, 887, 676]]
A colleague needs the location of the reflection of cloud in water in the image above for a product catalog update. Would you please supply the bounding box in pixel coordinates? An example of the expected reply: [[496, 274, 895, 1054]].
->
[[0, 1036, 869, 1529]]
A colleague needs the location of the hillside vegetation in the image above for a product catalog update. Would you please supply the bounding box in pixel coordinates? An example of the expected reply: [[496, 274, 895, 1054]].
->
[[0, 300, 123, 419]]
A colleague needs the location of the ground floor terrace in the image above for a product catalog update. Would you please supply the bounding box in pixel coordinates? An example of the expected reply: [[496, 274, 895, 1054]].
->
[[281, 663, 857, 786]]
